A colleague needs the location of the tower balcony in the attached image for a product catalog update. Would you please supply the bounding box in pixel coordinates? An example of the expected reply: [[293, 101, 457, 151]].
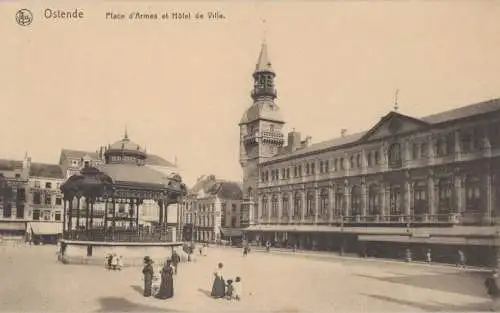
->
[[244, 131, 284, 145]]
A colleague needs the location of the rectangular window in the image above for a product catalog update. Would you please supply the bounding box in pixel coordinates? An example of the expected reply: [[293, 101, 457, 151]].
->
[[412, 144, 418, 159], [3, 203, 12, 218], [311, 163, 315, 174], [232, 204, 236, 212], [17, 188, 26, 201], [32, 210, 40, 221], [231, 216, 237, 228], [54, 211, 61, 221], [16, 204, 24, 219], [15, 173, 20, 179], [33, 192, 41, 205], [55, 197, 62, 205], [34, 181, 40, 188], [44, 195, 52, 206], [325, 160, 329, 172], [45, 182, 52, 189], [43, 210, 51, 221]]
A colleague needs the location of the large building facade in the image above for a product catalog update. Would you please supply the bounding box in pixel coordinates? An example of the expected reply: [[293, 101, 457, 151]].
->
[[239, 42, 500, 266], [0, 131, 183, 242], [181, 175, 243, 243]]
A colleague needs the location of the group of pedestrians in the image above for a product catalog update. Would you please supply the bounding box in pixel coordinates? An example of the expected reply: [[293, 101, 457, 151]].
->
[[210, 262, 242, 301], [142, 250, 181, 300], [105, 253, 123, 270]]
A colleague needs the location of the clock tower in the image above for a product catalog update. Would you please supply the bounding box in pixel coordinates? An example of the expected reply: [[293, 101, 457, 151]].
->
[[239, 42, 285, 226]]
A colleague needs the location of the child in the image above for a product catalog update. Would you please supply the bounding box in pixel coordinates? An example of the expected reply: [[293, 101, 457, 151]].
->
[[233, 276, 242, 301], [226, 279, 234, 300]]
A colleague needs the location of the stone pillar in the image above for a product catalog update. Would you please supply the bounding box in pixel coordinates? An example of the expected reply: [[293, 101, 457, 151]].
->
[[68, 197, 73, 234], [257, 194, 262, 223], [361, 178, 368, 216], [484, 171, 493, 224], [267, 195, 272, 223], [314, 188, 320, 223], [454, 174, 465, 214], [300, 190, 306, 221], [379, 182, 386, 218], [288, 191, 294, 223], [344, 181, 351, 217], [404, 179, 412, 216], [328, 184, 334, 223], [277, 193, 283, 221], [428, 172, 436, 216]]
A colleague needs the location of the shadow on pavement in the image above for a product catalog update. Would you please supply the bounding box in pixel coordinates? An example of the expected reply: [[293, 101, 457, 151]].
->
[[95, 296, 182, 312], [362, 293, 491, 312], [130, 285, 143, 296], [355, 271, 488, 298], [197, 288, 212, 298]]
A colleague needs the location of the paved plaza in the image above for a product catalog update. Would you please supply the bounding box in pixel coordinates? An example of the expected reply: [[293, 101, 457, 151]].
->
[[0, 244, 494, 312]]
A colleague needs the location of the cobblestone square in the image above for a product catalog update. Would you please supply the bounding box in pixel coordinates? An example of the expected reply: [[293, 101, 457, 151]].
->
[[0, 245, 493, 312]]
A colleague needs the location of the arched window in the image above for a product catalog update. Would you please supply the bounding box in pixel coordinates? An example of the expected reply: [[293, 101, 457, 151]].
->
[[465, 176, 481, 212], [368, 185, 380, 215], [320, 189, 329, 216], [367, 152, 372, 167], [293, 192, 302, 218], [247, 187, 254, 199], [271, 195, 279, 217], [350, 156, 355, 169], [356, 154, 361, 168], [306, 191, 314, 217], [334, 188, 344, 216], [413, 181, 428, 215], [282, 194, 289, 217], [438, 178, 452, 214], [351, 186, 361, 215], [262, 196, 268, 217], [389, 143, 402, 166]]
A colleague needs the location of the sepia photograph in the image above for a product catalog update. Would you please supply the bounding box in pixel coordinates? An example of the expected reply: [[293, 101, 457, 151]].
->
[[1, 0, 500, 312]]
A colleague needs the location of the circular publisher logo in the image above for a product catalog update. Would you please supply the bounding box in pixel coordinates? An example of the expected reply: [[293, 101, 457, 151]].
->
[[16, 9, 33, 26]]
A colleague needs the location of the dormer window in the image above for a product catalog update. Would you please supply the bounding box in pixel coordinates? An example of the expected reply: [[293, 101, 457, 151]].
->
[[84, 161, 90, 167]]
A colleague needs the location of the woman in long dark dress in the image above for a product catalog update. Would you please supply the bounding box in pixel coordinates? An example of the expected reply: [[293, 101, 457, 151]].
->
[[155, 260, 174, 300], [211, 262, 226, 298], [142, 256, 154, 297]]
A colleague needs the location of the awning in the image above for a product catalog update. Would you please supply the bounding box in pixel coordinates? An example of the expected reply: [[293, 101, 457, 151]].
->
[[358, 234, 496, 246], [220, 228, 243, 237], [28, 222, 62, 235], [0, 222, 26, 231]]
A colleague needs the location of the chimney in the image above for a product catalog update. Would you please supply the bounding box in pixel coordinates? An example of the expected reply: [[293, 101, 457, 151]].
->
[[341, 129, 347, 137], [287, 129, 301, 152], [304, 136, 312, 147]]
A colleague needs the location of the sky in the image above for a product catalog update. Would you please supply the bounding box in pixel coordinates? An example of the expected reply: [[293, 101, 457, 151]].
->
[[1, 1, 500, 187]]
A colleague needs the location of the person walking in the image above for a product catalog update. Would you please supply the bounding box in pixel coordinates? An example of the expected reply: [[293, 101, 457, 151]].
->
[[142, 256, 154, 297], [211, 262, 226, 299], [155, 260, 174, 300], [171, 250, 181, 275], [485, 270, 500, 311], [457, 249, 466, 268]]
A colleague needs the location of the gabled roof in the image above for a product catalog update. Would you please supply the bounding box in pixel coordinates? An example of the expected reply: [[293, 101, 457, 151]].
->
[[359, 111, 430, 142], [29, 163, 64, 179], [188, 176, 242, 200], [0, 159, 22, 171], [262, 97, 500, 164]]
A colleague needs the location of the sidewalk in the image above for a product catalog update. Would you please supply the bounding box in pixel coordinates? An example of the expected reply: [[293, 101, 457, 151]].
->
[[237, 246, 491, 272]]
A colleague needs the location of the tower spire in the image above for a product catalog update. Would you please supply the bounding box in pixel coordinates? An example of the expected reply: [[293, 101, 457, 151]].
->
[[394, 89, 399, 112], [255, 41, 273, 73], [124, 126, 129, 140]]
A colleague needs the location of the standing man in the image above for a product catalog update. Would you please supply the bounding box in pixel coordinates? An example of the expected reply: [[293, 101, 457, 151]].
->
[[171, 250, 181, 275], [457, 249, 466, 268], [485, 270, 500, 311]]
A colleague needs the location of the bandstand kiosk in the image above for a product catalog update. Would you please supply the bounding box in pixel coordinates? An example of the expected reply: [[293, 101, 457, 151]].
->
[[58, 134, 187, 266]]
